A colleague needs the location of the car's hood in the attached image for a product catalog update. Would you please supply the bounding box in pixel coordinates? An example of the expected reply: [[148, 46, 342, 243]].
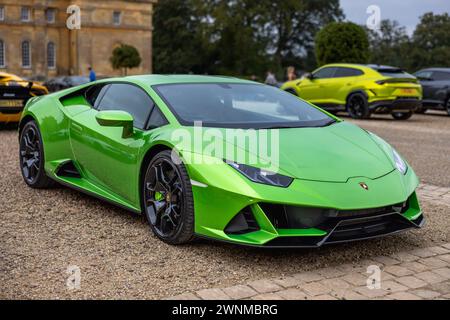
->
[[166, 121, 395, 183], [220, 121, 395, 183]]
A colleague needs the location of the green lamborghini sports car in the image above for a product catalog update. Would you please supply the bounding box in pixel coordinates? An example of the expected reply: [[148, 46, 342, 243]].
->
[[18, 75, 424, 247]]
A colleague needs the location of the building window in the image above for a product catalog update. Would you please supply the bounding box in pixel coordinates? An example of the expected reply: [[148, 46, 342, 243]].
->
[[0, 40, 5, 67], [22, 41, 31, 68], [47, 42, 56, 69], [21, 7, 31, 22], [0, 6, 5, 21], [113, 11, 122, 25], [46, 8, 55, 23]]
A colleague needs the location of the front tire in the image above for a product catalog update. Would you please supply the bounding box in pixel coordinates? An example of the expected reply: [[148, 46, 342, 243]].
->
[[346, 93, 371, 119], [19, 120, 55, 188], [391, 111, 413, 120], [143, 150, 195, 245]]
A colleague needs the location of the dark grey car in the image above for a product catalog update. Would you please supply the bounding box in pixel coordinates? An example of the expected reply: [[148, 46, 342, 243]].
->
[[44, 76, 90, 93], [414, 68, 450, 116]]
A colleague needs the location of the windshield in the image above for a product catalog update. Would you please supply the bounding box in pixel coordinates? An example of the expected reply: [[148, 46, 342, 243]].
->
[[154, 83, 334, 128]]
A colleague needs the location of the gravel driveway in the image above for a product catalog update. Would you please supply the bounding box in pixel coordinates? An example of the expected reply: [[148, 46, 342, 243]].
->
[[1, 113, 449, 299]]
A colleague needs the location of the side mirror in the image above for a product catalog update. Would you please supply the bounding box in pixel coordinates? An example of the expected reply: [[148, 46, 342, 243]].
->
[[303, 73, 313, 80], [96, 110, 134, 138]]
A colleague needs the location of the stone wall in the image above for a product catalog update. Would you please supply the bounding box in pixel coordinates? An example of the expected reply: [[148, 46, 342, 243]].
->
[[0, 0, 155, 79]]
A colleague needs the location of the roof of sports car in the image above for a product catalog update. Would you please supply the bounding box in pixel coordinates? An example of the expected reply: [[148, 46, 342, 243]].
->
[[125, 74, 255, 85]]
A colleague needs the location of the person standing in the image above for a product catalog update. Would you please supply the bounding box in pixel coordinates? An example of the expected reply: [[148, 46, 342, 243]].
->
[[286, 66, 297, 81], [88, 67, 96, 82], [264, 70, 278, 86]]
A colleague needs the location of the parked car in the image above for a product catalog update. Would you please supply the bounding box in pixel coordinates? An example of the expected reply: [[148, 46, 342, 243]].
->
[[414, 68, 450, 115], [18, 75, 424, 247], [281, 64, 422, 120], [0, 72, 48, 123], [44, 76, 90, 92]]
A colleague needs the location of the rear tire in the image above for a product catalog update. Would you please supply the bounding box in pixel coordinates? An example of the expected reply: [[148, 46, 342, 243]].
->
[[391, 111, 413, 120], [143, 150, 195, 245], [346, 93, 371, 119], [19, 120, 55, 188]]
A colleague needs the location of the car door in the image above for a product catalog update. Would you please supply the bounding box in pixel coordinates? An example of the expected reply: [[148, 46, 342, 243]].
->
[[415, 70, 435, 104], [332, 67, 365, 105], [69, 82, 155, 205], [430, 71, 450, 106], [298, 67, 337, 105]]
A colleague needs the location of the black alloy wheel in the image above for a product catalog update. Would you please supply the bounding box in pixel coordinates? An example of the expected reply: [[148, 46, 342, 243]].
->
[[143, 150, 194, 244], [346, 93, 370, 119], [19, 121, 54, 188]]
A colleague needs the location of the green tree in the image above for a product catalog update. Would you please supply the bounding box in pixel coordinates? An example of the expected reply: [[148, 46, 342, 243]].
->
[[110, 44, 142, 75], [409, 12, 450, 70], [152, 0, 344, 77], [153, 0, 206, 73], [367, 20, 411, 69], [262, 0, 344, 74], [315, 22, 369, 66], [196, 0, 269, 77]]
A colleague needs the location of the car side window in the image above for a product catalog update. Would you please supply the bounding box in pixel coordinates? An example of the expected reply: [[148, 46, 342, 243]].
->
[[334, 67, 364, 78], [147, 106, 169, 129], [432, 71, 450, 81], [97, 83, 154, 130], [415, 71, 433, 80], [313, 67, 337, 79], [85, 84, 109, 108]]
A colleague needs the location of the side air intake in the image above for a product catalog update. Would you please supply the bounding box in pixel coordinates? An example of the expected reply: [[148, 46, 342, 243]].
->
[[55, 161, 81, 178], [224, 207, 260, 235]]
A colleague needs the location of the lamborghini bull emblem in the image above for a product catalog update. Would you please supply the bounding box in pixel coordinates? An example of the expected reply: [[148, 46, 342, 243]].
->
[[359, 182, 369, 190]]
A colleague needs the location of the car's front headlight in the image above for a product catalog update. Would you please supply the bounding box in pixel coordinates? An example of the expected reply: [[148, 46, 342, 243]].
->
[[226, 161, 293, 187], [392, 149, 408, 175]]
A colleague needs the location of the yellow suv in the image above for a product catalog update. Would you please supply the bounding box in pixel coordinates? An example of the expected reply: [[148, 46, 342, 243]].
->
[[281, 63, 422, 120]]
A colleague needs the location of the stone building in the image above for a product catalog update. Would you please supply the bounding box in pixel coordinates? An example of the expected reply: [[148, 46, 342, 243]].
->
[[0, 0, 156, 79]]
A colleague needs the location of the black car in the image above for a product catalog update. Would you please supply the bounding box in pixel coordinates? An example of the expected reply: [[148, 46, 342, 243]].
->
[[44, 76, 90, 92], [414, 68, 450, 115]]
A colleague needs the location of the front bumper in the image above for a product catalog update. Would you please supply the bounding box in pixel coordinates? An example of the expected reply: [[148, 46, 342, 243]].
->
[[259, 193, 424, 247], [206, 191, 424, 248], [369, 98, 422, 113], [191, 162, 423, 247]]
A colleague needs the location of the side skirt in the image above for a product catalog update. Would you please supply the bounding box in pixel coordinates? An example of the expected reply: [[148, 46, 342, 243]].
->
[[49, 173, 142, 215]]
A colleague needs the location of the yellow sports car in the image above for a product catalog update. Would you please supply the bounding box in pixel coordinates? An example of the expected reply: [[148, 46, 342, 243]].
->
[[0, 72, 48, 123], [281, 63, 422, 120]]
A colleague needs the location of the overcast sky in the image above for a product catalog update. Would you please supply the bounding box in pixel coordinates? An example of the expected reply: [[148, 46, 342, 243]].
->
[[341, 0, 450, 34]]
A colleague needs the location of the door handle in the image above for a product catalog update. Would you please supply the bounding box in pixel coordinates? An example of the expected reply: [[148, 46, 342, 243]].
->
[[72, 122, 83, 134]]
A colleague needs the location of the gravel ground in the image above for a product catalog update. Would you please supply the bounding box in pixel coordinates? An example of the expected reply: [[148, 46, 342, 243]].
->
[[1, 113, 449, 299]]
